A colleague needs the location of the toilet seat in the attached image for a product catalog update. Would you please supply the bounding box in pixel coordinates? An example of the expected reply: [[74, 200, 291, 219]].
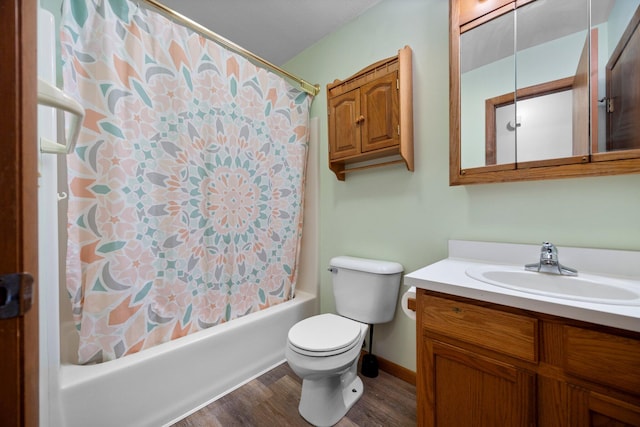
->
[[288, 313, 363, 357]]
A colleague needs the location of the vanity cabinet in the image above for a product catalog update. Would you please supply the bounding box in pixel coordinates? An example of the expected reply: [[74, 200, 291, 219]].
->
[[420, 294, 537, 425], [326, 46, 413, 181], [565, 326, 640, 426], [416, 289, 640, 426]]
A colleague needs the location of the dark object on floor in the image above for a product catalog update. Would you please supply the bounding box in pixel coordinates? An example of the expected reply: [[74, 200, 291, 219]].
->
[[361, 353, 378, 378]]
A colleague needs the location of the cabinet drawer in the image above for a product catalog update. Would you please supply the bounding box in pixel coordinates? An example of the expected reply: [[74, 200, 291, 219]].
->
[[421, 295, 537, 362], [564, 326, 640, 395], [459, 0, 513, 26]]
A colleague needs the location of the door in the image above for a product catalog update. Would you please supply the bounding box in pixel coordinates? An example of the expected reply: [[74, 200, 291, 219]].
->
[[424, 340, 536, 427], [569, 386, 640, 426], [572, 28, 595, 157], [606, 8, 640, 151], [0, 1, 39, 426], [328, 88, 361, 160], [360, 72, 399, 153]]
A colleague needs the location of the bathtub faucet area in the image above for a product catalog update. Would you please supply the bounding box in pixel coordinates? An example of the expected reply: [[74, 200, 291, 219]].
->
[[525, 242, 578, 276]]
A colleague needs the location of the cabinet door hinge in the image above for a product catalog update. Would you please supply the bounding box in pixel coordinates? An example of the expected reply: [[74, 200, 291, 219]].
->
[[0, 272, 34, 319], [397, 79, 400, 90], [397, 125, 400, 135]]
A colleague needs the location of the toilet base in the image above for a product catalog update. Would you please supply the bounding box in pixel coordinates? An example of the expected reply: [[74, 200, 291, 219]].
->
[[298, 358, 363, 426]]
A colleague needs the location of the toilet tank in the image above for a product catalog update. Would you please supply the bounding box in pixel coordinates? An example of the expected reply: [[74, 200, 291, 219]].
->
[[329, 256, 403, 324]]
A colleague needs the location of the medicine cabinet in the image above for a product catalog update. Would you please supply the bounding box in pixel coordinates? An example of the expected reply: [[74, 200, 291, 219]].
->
[[450, 0, 640, 185]]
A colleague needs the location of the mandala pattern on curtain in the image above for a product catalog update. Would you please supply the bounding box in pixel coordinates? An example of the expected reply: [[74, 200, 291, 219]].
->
[[61, 0, 312, 364]]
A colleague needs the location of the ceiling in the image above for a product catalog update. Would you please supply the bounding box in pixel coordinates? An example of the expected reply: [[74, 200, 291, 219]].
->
[[154, 0, 383, 65]]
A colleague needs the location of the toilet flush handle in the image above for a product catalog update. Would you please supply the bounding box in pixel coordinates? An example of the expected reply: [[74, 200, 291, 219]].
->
[[327, 267, 337, 273]]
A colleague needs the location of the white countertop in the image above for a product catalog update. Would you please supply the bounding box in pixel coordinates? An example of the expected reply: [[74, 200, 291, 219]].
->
[[405, 241, 640, 333]]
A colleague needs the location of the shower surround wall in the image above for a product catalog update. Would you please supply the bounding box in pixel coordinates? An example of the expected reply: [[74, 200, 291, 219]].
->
[[61, 0, 313, 364]]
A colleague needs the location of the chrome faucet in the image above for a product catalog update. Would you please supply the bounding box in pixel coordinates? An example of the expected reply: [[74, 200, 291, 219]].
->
[[525, 242, 577, 276]]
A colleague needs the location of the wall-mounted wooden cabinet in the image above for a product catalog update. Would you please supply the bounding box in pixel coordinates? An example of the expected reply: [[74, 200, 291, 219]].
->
[[327, 46, 413, 181], [417, 290, 640, 426]]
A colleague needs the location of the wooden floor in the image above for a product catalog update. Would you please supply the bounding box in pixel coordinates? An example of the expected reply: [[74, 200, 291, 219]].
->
[[173, 361, 416, 426]]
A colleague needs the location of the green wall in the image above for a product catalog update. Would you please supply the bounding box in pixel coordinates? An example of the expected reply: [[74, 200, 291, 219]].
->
[[285, 0, 640, 371]]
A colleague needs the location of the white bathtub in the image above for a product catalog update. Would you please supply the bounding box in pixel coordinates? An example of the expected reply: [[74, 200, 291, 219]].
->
[[57, 291, 317, 427], [39, 118, 320, 427]]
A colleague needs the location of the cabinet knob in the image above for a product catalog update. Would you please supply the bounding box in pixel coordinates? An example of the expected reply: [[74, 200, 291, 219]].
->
[[356, 115, 365, 124]]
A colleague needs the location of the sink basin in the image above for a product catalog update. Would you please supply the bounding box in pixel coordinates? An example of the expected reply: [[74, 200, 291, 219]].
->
[[466, 265, 640, 305]]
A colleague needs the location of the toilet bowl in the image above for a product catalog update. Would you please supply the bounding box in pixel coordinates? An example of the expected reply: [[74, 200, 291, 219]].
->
[[285, 256, 403, 426], [285, 313, 368, 427]]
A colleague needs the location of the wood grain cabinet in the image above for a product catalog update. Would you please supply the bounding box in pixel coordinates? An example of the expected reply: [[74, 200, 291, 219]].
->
[[416, 290, 640, 426], [326, 46, 413, 180]]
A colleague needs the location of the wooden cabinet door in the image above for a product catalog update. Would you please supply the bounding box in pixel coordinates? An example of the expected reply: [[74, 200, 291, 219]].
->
[[328, 88, 360, 160], [569, 386, 640, 426], [422, 340, 536, 427], [360, 72, 399, 153]]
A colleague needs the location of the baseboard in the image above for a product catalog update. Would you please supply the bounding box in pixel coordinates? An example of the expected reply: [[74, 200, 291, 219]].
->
[[360, 351, 416, 386]]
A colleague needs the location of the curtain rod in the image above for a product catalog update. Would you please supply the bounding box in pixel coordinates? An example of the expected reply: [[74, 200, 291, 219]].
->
[[141, 0, 320, 96]]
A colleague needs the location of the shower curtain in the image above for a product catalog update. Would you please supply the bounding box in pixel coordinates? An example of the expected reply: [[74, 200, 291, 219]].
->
[[61, 0, 312, 364]]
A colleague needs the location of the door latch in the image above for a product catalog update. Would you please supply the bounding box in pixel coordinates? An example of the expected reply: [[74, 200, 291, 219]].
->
[[600, 97, 615, 113], [606, 98, 615, 113], [0, 273, 34, 319]]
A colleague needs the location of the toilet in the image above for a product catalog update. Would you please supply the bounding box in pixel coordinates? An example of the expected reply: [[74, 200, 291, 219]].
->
[[285, 256, 403, 426]]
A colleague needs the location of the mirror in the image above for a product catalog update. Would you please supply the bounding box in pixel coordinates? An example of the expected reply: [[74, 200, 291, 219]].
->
[[594, 0, 640, 154], [460, 10, 515, 169], [451, 0, 640, 185], [515, 0, 590, 164]]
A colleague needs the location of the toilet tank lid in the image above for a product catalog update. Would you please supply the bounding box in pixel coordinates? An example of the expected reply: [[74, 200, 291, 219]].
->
[[329, 256, 403, 275]]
